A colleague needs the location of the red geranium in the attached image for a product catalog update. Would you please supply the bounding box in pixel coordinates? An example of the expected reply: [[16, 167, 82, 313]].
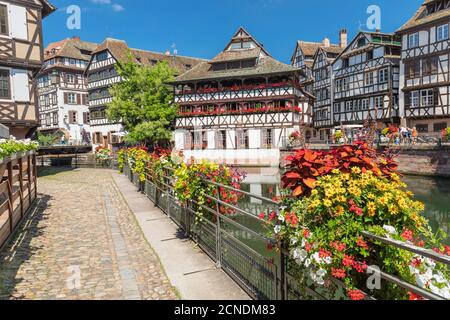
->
[[347, 290, 366, 301]]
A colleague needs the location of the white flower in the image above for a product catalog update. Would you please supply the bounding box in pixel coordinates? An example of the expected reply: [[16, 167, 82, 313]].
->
[[434, 272, 446, 284], [290, 238, 298, 246], [316, 269, 327, 278], [301, 239, 307, 248], [304, 258, 312, 268], [323, 256, 333, 265], [274, 225, 282, 234], [312, 252, 322, 264], [315, 277, 325, 286], [383, 225, 397, 235], [278, 215, 285, 222]]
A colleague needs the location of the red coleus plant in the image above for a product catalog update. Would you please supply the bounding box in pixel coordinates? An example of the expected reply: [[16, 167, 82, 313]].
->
[[282, 142, 398, 197]]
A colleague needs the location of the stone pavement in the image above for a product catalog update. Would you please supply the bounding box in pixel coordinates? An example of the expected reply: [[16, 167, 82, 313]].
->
[[0, 168, 178, 300]]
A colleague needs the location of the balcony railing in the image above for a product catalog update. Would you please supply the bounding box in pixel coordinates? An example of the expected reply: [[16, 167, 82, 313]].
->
[[177, 106, 303, 117], [0, 152, 37, 249]]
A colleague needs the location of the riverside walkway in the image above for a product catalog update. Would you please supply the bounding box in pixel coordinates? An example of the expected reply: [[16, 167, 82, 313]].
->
[[0, 168, 247, 300]]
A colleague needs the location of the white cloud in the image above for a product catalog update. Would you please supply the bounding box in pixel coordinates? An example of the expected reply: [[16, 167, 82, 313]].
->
[[111, 4, 125, 12], [89, 0, 125, 12]]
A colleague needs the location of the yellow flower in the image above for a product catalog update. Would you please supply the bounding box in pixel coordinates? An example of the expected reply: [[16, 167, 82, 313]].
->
[[367, 193, 376, 200], [311, 189, 319, 196], [351, 167, 361, 174], [323, 199, 332, 207], [378, 197, 389, 206], [367, 202, 377, 217], [332, 169, 340, 175], [334, 206, 345, 216]]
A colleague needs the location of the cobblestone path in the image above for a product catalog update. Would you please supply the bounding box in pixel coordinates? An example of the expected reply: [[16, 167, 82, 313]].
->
[[0, 168, 178, 300]]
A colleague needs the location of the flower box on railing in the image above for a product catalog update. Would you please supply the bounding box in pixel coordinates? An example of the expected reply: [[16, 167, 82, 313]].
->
[[177, 81, 296, 96]]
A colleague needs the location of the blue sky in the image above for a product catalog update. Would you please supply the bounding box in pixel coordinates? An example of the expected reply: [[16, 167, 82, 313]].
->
[[44, 0, 423, 63]]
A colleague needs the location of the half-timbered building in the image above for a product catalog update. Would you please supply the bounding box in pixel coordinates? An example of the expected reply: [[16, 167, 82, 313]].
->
[[311, 43, 343, 140], [331, 32, 402, 128], [397, 0, 450, 135], [85, 38, 205, 150], [171, 28, 312, 166], [37, 37, 97, 144], [0, 0, 55, 138]]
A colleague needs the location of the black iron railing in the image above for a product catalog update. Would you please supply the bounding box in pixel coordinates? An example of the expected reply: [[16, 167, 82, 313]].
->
[[122, 161, 450, 301]]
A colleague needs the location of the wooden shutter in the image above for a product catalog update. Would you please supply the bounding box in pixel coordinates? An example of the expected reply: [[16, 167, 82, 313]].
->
[[434, 88, 440, 107], [261, 129, 267, 149], [76, 94, 81, 105], [404, 91, 411, 107], [82, 94, 86, 105], [64, 93, 68, 104], [184, 132, 192, 149]]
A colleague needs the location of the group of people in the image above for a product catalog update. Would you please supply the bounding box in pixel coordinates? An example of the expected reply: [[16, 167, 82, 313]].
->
[[386, 126, 419, 145]]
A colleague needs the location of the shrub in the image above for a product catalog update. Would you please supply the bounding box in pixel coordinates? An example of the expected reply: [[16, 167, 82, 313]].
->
[[0, 138, 39, 159], [95, 147, 113, 167]]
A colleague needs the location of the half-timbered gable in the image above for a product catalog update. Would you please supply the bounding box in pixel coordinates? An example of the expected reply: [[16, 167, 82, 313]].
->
[[85, 38, 206, 149], [37, 37, 96, 144], [0, 0, 55, 138], [311, 45, 343, 135], [171, 27, 311, 166], [331, 31, 401, 126], [398, 0, 450, 133]]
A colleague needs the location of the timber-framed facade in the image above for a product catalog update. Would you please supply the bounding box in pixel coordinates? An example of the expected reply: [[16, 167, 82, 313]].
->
[[37, 37, 97, 144], [398, 0, 450, 134], [331, 32, 402, 127], [85, 38, 205, 150], [171, 27, 312, 166], [0, 0, 55, 138]]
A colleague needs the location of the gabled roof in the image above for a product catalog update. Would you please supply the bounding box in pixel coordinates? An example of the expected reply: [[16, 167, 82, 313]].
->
[[397, 0, 450, 33], [171, 27, 300, 83], [89, 38, 207, 76], [39, 0, 56, 17], [312, 46, 344, 69], [291, 40, 342, 64], [44, 37, 98, 61], [332, 31, 401, 63]]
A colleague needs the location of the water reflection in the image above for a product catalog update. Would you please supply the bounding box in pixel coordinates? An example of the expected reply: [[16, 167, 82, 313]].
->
[[238, 167, 450, 244]]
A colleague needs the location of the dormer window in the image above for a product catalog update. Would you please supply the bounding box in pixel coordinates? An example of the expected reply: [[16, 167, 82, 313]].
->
[[357, 38, 366, 48], [95, 51, 108, 62], [229, 41, 255, 50]]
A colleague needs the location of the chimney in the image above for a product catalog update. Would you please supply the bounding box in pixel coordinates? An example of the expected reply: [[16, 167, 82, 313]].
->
[[165, 50, 171, 56], [322, 38, 331, 47], [72, 36, 81, 41], [339, 29, 348, 48]]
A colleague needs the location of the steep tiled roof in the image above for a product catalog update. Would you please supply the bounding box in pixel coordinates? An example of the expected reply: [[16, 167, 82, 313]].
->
[[44, 38, 98, 61], [172, 55, 299, 83], [297, 41, 323, 57], [397, 0, 450, 33], [210, 48, 262, 63], [91, 38, 207, 76]]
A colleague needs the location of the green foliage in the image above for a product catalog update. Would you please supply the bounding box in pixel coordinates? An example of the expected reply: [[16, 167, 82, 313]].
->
[[37, 133, 58, 147], [95, 147, 113, 167], [0, 138, 39, 159], [107, 55, 176, 145]]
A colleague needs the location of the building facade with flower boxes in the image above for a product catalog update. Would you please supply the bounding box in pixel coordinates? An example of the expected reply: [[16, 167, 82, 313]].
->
[[36, 37, 97, 144], [331, 32, 402, 129], [0, 0, 55, 139], [397, 0, 450, 136], [85, 38, 206, 151], [171, 28, 312, 166]]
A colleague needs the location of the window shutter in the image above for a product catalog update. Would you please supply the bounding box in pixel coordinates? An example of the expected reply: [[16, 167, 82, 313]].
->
[[405, 92, 411, 107], [83, 112, 88, 124], [184, 132, 192, 150], [11, 69, 30, 102], [76, 94, 81, 105], [434, 88, 439, 107], [9, 5, 27, 40], [64, 93, 68, 104], [261, 129, 267, 148], [82, 94, 86, 105]]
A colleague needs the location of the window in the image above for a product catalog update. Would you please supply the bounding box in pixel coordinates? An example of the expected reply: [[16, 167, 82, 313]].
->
[[357, 37, 366, 47], [411, 91, 420, 107], [434, 122, 447, 132], [362, 99, 369, 110], [215, 130, 227, 149], [0, 4, 8, 36], [52, 112, 58, 125], [95, 51, 108, 62], [342, 58, 349, 68], [83, 112, 90, 124], [333, 103, 340, 113], [375, 97, 383, 109], [408, 33, 420, 49], [416, 124, 428, 133], [66, 74, 76, 84], [423, 56, 439, 76], [0, 69, 11, 99], [405, 60, 421, 79], [335, 79, 342, 92], [421, 89, 434, 106], [236, 130, 249, 149], [437, 24, 449, 41], [367, 50, 374, 61], [365, 72, 374, 85], [67, 93, 77, 104], [378, 68, 389, 83], [261, 129, 273, 149]]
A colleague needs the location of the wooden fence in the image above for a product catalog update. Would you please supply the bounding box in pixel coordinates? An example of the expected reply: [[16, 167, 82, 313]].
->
[[0, 151, 37, 248]]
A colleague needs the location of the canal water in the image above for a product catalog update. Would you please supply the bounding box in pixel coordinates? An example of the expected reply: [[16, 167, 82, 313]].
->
[[236, 167, 450, 245]]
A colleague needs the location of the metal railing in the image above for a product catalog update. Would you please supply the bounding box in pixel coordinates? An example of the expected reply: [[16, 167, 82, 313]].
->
[[122, 161, 450, 301], [0, 151, 38, 249]]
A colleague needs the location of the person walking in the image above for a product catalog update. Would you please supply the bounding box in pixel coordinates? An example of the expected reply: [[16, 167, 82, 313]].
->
[[412, 127, 418, 145]]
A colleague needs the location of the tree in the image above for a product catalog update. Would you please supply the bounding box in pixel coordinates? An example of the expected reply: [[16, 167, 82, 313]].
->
[[107, 55, 176, 145]]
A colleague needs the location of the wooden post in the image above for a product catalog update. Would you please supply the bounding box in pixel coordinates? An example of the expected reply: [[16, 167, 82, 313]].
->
[[33, 153, 37, 200], [27, 155, 32, 205], [6, 161, 13, 232], [18, 157, 24, 218]]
